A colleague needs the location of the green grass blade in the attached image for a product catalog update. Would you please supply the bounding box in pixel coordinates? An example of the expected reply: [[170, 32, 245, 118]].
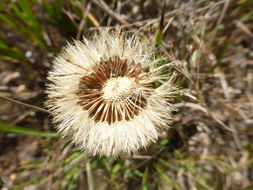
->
[[0, 121, 57, 138], [141, 166, 149, 190], [112, 163, 122, 174], [18, 0, 49, 50], [0, 13, 20, 31], [10, 176, 48, 190], [0, 39, 26, 60], [0, 0, 50, 50], [61, 167, 82, 190], [155, 28, 164, 47], [64, 152, 83, 164], [155, 164, 182, 190]]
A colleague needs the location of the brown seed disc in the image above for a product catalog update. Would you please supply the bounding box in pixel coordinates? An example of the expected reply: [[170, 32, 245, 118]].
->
[[77, 56, 147, 124]]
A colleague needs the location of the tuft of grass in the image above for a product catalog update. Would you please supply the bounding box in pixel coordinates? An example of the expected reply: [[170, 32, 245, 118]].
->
[[0, 0, 51, 51]]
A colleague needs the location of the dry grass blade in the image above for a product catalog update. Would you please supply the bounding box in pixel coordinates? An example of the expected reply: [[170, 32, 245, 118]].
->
[[93, 0, 129, 25], [0, 95, 51, 114]]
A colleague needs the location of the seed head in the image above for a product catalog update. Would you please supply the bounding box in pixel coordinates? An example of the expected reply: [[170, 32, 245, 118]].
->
[[46, 31, 178, 157]]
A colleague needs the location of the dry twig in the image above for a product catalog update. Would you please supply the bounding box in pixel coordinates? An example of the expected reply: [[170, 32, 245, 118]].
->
[[0, 95, 51, 114]]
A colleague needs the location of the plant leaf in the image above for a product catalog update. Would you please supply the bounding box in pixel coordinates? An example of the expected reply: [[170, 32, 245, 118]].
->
[[0, 121, 57, 137]]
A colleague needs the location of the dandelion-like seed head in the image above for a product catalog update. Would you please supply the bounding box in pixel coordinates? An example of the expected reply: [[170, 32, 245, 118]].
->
[[46, 31, 178, 157]]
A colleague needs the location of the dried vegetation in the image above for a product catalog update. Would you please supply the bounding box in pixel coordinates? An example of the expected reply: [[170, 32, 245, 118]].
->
[[0, 0, 252, 189]]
